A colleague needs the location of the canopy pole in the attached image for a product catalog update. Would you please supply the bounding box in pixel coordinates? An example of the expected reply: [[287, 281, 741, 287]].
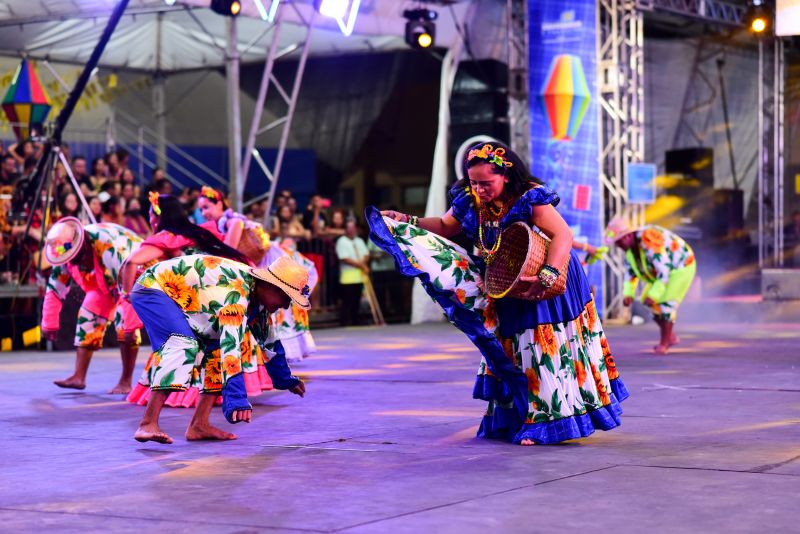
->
[[226, 16, 243, 210]]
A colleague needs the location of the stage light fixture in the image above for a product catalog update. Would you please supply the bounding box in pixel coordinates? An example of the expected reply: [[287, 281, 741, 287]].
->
[[254, 0, 281, 21], [746, 0, 772, 35], [210, 0, 241, 17], [316, 0, 362, 36], [404, 8, 437, 50]]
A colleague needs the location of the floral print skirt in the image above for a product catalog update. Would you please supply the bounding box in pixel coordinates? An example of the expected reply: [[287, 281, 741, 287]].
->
[[366, 207, 628, 444]]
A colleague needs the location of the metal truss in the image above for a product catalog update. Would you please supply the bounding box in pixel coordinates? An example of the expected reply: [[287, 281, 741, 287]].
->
[[758, 37, 785, 267], [239, 2, 316, 218], [597, 0, 646, 318], [506, 0, 530, 164], [636, 0, 746, 26]]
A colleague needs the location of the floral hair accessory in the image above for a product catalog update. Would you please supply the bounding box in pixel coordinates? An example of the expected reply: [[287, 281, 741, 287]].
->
[[148, 191, 161, 216], [201, 186, 223, 202], [301, 284, 310, 297], [466, 144, 513, 169], [54, 241, 72, 255]]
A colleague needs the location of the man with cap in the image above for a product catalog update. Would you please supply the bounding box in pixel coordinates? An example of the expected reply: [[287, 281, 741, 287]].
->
[[42, 217, 144, 392], [130, 254, 308, 444], [605, 217, 697, 354]]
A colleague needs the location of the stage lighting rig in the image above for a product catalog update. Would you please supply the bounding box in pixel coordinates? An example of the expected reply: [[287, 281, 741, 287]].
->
[[210, 0, 241, 17], [404, 7, 437, 49], [316, 0, 362, 36]]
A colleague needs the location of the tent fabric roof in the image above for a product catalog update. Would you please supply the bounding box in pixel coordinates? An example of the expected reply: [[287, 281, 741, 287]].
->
[[0, 0, 485, 73]]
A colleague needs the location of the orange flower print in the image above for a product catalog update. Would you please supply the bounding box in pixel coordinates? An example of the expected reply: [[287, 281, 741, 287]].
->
[[590, 363, 611, 405], [641, 228, 665, 254], [575, 359, 587, 386], [454, 256, 469, 271], [240, 334, 253, 365], [482, 298, 497, 331], [143, 352, 157, 372], [525, 368, 540, 396], [670, 240, 680, 252], [93, 240, 113, 258], [58, 271, 70, 284], [202, 256, 222, 270], [686, 254, 695, 267], [204, 350, 222, 390], [231, 278, 247, 298], [156, 270, 200, 312], [454, 288, 467, 305], [292, 304, 308, 327], [224, 355, 241, 376], [501, 337, 515, 359], [275, 309, 285, 326], [82, 326, 105, 348], [586, 300, 597, 331], [535, 324, 558, 357], [219, 303, 246, 326]]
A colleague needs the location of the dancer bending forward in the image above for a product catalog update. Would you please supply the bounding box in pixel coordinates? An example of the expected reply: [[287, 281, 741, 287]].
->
[[131, 254, 307, 444], [370, 142, 628, 445]]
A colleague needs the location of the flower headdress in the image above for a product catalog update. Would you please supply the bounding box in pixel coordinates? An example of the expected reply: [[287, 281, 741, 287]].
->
[[148, 191, 161, 216], [466, 144, 513, 169], [200, 186, 223, 203]]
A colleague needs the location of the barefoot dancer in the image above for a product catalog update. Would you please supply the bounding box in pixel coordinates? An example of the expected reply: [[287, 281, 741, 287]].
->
[[197, 186, 319, 363], [42, 217, 144, 393], [605, 217, 696, 355], [121, 193, 273, 407], [370, 142, 628, 446], [131, 254, 307, 444]]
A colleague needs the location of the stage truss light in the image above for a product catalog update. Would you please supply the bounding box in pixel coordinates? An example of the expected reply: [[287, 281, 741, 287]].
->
[[210, 0, 241, 17], [317, 0, 361, 37], [403, 8, 437, 50], [254, 0, 281, 22], [746, 0, 771, 35]]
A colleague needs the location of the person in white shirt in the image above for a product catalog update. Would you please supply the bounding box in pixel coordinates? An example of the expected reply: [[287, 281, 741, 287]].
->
[[335, 218, 369, 326]]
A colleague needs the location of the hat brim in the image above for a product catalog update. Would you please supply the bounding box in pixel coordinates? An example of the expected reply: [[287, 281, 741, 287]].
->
[[604, 228, 635, 247], [249, 267, 311, 309], [45, 220, 85, 266]]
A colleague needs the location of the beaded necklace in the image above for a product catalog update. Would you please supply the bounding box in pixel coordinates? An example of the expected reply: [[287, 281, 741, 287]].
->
[[476, 200, 511, 263]]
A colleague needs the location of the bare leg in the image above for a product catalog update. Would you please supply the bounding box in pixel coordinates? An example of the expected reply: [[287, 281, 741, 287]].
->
[[134, 390, 173, 444], [654, 319, 672, 354], [520, 439, 536, 446], [109, 343, 139, 394], [185, 393, 237, 441], [54, 347, 93, 390]]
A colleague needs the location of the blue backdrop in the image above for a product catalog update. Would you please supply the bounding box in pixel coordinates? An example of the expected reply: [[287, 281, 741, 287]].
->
[[528, 0, 603, 308]]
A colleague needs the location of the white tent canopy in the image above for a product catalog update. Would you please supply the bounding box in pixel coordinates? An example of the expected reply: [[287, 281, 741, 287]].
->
[[0, 0, 494, 72]]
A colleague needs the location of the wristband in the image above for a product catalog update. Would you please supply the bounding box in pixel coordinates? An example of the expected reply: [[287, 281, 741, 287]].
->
[[409, 215, 419, 226]]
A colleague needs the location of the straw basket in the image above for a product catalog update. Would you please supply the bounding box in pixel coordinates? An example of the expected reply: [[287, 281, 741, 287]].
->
[[485, 222, 568, 300]]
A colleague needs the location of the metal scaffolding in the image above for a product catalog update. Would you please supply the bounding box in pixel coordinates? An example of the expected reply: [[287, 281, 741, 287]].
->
[[597, 0, 646, 317], [506, 0, 530, 164], [758, 37, 785, 268]]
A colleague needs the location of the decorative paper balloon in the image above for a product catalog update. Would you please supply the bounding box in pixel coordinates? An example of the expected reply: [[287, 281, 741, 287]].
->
[[2, 59, 51, 141], [539, 54, 590, 141]]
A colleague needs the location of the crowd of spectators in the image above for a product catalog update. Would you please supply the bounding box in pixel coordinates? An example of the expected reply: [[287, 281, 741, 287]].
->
[[0, 138, 408, 325]]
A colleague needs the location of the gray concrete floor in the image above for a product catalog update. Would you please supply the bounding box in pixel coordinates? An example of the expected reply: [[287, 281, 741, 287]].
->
[[1, 321, 798, 533]]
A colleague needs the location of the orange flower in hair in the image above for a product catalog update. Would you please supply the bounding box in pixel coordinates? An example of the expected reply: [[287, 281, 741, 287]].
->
[[148, 191, 161, 215], [200, 186, 223, 203], [466, 144, 513, 168]]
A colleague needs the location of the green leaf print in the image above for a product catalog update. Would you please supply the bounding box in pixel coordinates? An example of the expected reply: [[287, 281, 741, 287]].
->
[[194, 258, 206, 280], [579, 387, 596, 406], [453, 267, 463, 286], [533, 413, 551, 424], [542, 353, 555, 375], [224, 290, 241, 305], [551, 390, 562, 416], [221, 331, 237, 353], [159, 369, 176, 388], [76, 316, 90, 324], [220, 266, 238, 280], [432, 251, 453, 270], [183, 345, 199, 365], [531, 393, 550, 414]]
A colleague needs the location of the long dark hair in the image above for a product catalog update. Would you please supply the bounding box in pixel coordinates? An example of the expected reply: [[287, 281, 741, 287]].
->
[[153, 195, 251, 265], [453, 141, 543, 197]]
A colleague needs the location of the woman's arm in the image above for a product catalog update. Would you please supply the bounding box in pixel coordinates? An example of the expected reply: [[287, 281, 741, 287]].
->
[[531, 204, 573, 269], [119, 245, 165, 294], [225, 219, 244, 249], [380, 208, 462, 238]]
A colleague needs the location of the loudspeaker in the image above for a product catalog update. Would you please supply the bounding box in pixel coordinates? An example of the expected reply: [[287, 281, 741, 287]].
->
[[710, 188, 744, 239], [665, 147, 714, 187]]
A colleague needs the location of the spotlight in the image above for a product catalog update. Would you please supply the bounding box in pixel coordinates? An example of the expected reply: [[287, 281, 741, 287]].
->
[[210, 0, 241, 17], [404, 8, 437, 50], [316, 0, 361, 36], [746, 0, 771, 35]]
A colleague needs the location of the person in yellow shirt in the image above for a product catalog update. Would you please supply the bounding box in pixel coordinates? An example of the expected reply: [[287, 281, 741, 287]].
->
[[605, 217, 696, 354], [335, 218, 369, 326]]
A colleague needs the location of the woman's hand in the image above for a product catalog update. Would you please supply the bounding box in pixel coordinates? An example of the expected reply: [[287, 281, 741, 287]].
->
[[380, 210, 408, 223], [290, 380, 306, 397], [518, 274, 548, 300]]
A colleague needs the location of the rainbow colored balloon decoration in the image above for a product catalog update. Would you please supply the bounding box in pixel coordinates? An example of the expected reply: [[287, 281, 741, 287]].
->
[[539, 54, 590, 141], [2, 59, 51, 141]]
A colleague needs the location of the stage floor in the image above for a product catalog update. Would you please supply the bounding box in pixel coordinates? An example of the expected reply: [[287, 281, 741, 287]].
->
[[1, 321, 798, 532]]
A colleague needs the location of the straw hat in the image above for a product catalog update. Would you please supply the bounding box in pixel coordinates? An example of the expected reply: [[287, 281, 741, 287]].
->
[[250, 256, 311, 309], [604, 216, 635, 246], [44, 217, 85, 266]]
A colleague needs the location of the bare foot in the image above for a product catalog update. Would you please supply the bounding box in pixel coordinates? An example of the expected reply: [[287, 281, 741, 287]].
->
[[108, 382, 132, 395], [669, 334, 680, 346], [134, 424, 173, 444], [185, 423, 237, 441], [653, 344, 670, 355], [54, 377, 86, 390], [520, 439, 536, 446]]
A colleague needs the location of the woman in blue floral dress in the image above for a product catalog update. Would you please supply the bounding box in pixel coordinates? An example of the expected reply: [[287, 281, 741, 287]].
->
[[368, 142, 628, 445]]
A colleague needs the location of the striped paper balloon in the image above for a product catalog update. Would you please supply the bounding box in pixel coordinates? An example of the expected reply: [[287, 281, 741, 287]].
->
[[2, 59, 51, 141], [539, 54, 590, 141]]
